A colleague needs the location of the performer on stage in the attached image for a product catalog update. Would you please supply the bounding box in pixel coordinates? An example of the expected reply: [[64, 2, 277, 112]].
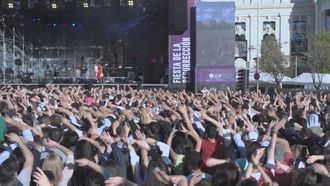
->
[[75, 66, 81, 78], [75, 66, 81, 83], [95, 63, 103, 82]]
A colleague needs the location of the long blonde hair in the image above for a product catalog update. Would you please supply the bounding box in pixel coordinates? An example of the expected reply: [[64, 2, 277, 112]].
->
[[42, 153, 64, 186]]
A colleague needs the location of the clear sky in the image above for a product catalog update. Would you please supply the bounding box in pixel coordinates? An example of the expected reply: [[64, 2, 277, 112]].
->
[[196, 2, 235, 23]]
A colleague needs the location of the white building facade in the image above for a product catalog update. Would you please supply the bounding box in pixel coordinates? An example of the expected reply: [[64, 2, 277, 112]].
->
[[234, 0, 320, 73]]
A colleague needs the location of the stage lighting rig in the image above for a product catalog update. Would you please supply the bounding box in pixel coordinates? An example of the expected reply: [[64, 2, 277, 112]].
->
[[119, 0, 125, 7], [128, 0, 134, 6], [50, 0, 59, 9], [8, 3, 14, 9], [90, 0, 95, 7], [1, 0, 155, 10], [52, 3, 57, 9]]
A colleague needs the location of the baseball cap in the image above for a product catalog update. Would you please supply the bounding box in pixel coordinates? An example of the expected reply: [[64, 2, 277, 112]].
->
[[248, 131, 259, 142]]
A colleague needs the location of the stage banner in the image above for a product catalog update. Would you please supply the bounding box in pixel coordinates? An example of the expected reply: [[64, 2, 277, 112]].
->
[[168, 0, 196, 89], [195, 1, 236, 90], [195, 66, 236, 90]]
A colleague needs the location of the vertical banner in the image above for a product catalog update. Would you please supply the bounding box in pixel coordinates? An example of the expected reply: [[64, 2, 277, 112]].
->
[[195, 1, 236, 91], [168, 0, 195, 89]]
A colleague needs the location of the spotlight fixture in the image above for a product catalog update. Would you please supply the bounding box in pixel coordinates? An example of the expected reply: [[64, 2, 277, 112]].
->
[[83, 2, 89, 8], [90, 0, 95, 7], [8, 3, 14, 9], [128, 0, 134, 6], [51, 3, 57, 9]]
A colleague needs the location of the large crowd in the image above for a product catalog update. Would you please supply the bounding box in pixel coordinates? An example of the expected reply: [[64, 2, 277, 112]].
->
[[0, 85, 330, 186]]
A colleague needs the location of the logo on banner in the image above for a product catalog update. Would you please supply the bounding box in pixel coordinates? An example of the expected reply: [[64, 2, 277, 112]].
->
[[208, 73, 222, 79]]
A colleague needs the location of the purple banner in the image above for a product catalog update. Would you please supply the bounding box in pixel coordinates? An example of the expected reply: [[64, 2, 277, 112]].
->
[[196, 66, 236, 83], [195, 66, 236, 89], [168, 0, 195, 89]]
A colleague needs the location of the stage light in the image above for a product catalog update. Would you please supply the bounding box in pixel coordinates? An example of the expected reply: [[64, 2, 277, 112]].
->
[[83, 2, 89, 8], [52, 3, 57, 9], [32, 18, 37, 24], [90, 0, 95, 7], [128, 0, 134, 6], [8, 3, 14, 9]]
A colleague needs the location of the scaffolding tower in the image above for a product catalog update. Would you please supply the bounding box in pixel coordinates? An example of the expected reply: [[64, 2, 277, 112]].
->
[[0, 17, 33, 83]]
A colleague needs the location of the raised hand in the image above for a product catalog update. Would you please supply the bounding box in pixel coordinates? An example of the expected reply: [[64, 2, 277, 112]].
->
[[289, 101, 294, 108], [131, 139, 150, 150], [33, 167, 51, 186], [32, 126, 43, 137], [111, 121, 120, 134], [180, 125, 190, 134], [123, 123, 130, 138], [5, 133, 21, 143], [161, 102, 171, 111], [306, 155, 322, 164], [274, 117, 287, 131], [100, 132, 114, 145], [135, 130, 146, 141], [199, 110, 208, 120], [170, 125, 178, 135], [251, 148, 265, 166], [177, 104, 187, 113], [105, 177, 127, 186], [268, 120, 276, 129], [189, 174, 202, 186]]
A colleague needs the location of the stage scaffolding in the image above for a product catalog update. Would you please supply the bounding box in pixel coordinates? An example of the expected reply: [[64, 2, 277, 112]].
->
[[1, 17, 33, 83]]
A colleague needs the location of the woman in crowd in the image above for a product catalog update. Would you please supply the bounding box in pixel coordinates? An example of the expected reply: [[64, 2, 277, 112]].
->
[[0, 84, 329, 186]]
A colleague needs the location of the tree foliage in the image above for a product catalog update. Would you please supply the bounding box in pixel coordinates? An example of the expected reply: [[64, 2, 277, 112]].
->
[[307, 30, 330, 90], [260, 35, 288, 87]]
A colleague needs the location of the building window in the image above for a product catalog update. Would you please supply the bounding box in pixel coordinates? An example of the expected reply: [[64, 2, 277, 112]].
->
[[291, 33, 308, 55], [301, 15, 308, 20], [326, 10, 330, 31], [263, 21, 276, 32], [235, 35, 246, 41], [235, 22, 246, 40], [235, 41, 247, 58], [293, 21, 306, 31], [235, 22, 247, 59]]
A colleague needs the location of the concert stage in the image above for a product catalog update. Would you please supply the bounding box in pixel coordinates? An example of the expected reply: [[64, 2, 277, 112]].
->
[[1, 1, 236, 91]]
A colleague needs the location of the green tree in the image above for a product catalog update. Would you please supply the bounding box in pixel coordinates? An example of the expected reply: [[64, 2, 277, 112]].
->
[[307, 30, 330, 90], [260, 35, 288, 88]]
